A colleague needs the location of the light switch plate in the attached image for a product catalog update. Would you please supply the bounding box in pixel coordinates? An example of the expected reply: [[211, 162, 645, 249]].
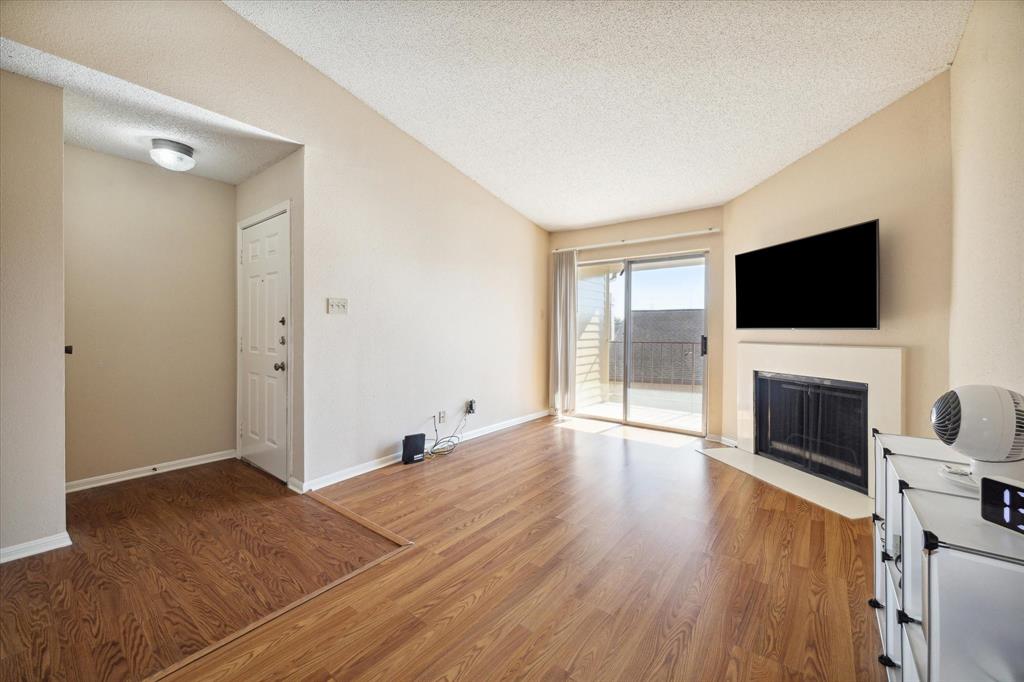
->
[[327, 297, 348, 315]]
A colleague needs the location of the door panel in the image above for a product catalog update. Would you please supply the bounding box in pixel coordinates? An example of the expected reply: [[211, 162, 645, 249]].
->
[[573, 261, 626, 421], [247, 373, 261, 439], [625, 255, 706, 434], [238, 210, 289, 481], [264, 376, 280, 446], [264, 272, 281, 353]]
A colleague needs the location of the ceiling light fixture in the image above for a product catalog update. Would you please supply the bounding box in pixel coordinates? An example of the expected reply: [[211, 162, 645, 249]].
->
[[150, 138, 196, 172]]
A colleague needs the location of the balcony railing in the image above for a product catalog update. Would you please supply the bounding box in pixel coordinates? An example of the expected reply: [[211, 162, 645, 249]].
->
[[609, 341, 703, 386]]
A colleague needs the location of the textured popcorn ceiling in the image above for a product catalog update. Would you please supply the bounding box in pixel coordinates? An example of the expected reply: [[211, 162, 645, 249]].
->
[[225, 0, 970, 229], [0, 39, 300, 185]]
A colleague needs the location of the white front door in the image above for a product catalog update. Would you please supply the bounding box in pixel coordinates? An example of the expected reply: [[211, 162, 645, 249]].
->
[[237, 208, 289, 481]]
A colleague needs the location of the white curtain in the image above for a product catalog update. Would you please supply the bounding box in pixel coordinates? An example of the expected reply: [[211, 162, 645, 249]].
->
[[550, 250, 577, 415]]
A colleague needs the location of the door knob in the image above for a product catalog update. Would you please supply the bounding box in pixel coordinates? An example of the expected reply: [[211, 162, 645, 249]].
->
[[274, 362, 286, 371], [279, 316, 286, 326]]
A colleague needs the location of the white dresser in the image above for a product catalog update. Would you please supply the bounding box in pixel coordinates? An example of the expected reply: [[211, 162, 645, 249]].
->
[[872, 432, 1024, 682]]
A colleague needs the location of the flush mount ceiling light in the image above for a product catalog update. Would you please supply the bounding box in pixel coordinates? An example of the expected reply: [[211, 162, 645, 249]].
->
[[150, 138, 196, 172]]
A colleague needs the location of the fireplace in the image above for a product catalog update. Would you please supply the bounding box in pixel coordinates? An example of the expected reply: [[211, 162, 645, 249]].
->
[[754, 371, 868, 493]]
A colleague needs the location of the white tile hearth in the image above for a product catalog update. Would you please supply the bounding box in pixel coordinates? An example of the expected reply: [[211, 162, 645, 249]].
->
[[697, 445, 874, 519]]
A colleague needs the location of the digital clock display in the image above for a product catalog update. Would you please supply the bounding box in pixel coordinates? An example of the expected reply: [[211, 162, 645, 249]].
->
[[980, 477, 1024, 536]]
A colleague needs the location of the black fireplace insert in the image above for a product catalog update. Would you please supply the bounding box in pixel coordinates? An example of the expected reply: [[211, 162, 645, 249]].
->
[[754, 371, 868, 493]]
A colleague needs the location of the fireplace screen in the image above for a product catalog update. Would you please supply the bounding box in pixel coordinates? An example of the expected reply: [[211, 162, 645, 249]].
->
[[754, 371, 868, 493]]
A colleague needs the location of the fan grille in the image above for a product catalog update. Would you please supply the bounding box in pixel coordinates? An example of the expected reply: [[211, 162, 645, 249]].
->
[[931, 390, 961, 445], [1010, 391, 1024, 459]]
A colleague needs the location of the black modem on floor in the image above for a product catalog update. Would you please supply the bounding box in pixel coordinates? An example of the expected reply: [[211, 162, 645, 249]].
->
[[402, 433, 425, 464]]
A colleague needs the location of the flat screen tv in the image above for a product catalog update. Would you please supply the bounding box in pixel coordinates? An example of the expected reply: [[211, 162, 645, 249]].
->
[[735, 220, 879, 329]]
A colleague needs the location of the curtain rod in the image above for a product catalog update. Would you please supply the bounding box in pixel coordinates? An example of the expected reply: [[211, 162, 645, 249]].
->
[[551, 227, 719, 253]]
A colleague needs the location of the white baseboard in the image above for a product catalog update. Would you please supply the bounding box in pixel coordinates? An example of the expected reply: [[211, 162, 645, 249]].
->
[[707, 434, 738, 448], [456, 409, 551, 443], [299, 452, 403, 493], [1, 531, 72, 564], [296, 409, 551, 493], [65, 449, 238, 493]]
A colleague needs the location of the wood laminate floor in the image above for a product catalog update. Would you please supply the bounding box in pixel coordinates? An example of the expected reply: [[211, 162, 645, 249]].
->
[[0, 459, 401, 681], [165, 417, 884, 681]]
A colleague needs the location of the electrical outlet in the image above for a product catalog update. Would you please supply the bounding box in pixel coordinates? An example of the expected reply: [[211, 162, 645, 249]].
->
[[438, 410, 446, 424], [326, 297, 348, 315], [467, 399, 476, 414]]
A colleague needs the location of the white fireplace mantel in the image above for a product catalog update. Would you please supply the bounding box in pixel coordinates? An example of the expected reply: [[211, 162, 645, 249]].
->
[[736, 342, 903, 499]]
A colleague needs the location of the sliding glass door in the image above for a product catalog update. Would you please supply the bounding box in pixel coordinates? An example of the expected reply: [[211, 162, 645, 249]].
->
[[574, 253, 707, 436], [625, 255, 706, 433], [574, 261, 625, 422]]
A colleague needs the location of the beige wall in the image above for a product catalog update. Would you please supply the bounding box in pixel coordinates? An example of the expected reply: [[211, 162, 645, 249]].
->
[[236, 149, 305, 480], [723, 73, 953, 439], [4, 0, 990, 499], [63, 145, 237, 481], [948, 0, 1024, 395], [0, 1, 549, 484], [556, 55, 1010, 442], [0, 71, 66, 549], [550, 207, 725, 436]]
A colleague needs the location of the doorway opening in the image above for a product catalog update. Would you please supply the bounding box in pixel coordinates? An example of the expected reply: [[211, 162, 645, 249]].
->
[[5, 36, 309, 490], [573, 253, 708, 436]]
